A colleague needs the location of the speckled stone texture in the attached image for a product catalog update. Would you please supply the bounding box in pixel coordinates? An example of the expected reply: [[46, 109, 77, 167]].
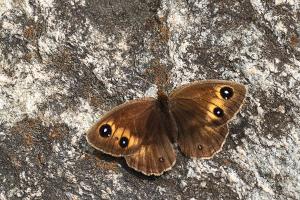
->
[[0, 0, 299, 199]]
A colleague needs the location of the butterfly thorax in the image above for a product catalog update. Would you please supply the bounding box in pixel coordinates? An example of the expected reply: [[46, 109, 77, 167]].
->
[[157, 89, 170, 112], [156, 89, 178, 143]]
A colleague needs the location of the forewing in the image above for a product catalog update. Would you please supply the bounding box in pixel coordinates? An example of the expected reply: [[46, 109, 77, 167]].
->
[[86, 98, 156, 157], [170, 80, 246, 158]]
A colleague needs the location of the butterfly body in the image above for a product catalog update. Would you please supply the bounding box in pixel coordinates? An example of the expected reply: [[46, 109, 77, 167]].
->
[[87, 80, 246, 176], [154, 90, 178, 143]]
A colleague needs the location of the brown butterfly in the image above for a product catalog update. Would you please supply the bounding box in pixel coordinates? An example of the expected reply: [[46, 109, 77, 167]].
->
[[86, 80, 246, 176]]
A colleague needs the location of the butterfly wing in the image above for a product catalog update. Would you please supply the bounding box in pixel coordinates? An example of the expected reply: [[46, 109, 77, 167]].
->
[[86, 98, 176, 175], [169, 80, 246, 158], [86, 98, 157, 157], [125, 106, 176, 176]]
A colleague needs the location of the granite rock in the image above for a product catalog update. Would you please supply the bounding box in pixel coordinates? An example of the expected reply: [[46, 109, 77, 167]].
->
[[0, 0, 299, 199]]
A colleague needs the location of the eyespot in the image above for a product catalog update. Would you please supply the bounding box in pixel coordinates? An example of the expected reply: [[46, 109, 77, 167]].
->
[[99, 124, 112, 137], [220, 86, 234, 100], [119, 137, 129, 148], [213, 107, 224, 117], [159, 157, 164, 162]]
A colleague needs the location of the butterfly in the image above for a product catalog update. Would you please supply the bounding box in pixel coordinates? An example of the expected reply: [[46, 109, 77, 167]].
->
[[86, 80, 246, 176]]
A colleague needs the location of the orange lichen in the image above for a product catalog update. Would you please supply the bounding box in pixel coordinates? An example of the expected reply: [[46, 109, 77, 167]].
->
[[23, 132, 34, 146], [48, 127, 63, 140], [158, 17, 170, 43], [290, 34, 299, 48]]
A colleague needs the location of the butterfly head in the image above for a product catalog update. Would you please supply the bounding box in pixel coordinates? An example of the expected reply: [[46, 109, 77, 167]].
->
[[157, 89, 170, 111]]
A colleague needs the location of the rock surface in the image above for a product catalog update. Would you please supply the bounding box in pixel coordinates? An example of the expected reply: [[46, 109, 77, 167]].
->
[[0, 0, 299, 199]]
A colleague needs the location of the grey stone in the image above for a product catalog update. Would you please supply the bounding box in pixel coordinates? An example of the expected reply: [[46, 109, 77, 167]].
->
[[0, 0, 299, 199]]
